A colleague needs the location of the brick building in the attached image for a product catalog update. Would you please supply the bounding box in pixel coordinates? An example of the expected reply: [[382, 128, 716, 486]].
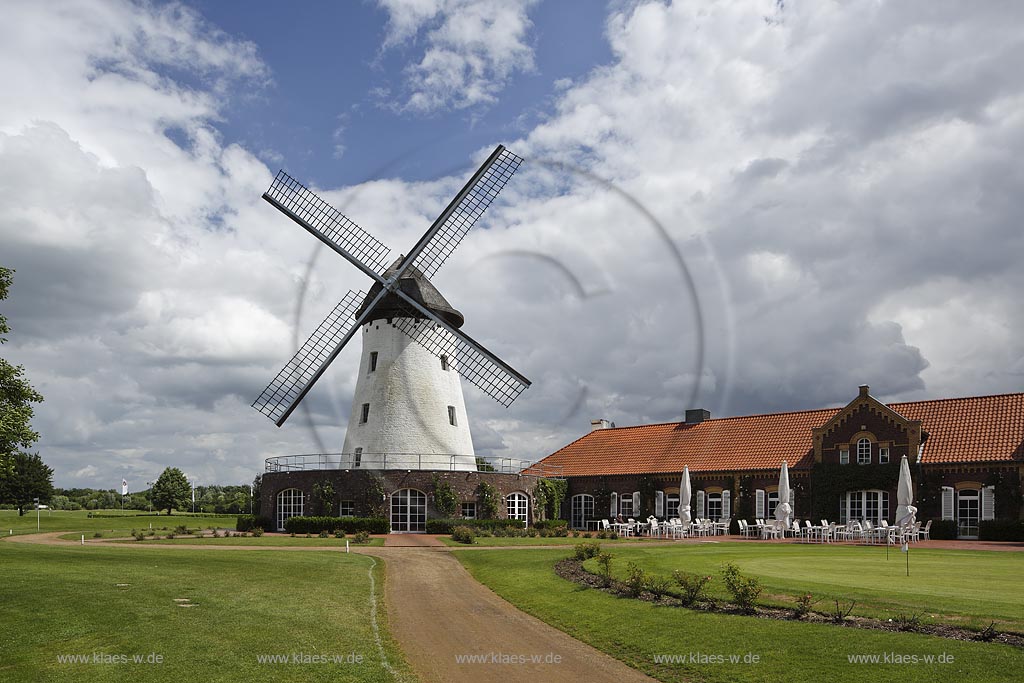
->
[[530, 386, 1023, 538]]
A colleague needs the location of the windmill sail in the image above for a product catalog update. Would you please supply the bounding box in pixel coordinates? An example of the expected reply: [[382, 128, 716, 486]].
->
[[252, 290, 369, 425], [263, 171, 393, 278], [400, 145, 524, 279]]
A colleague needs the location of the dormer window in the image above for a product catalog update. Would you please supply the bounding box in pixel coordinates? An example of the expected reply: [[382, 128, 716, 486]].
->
[[857, 438, 871, 465]]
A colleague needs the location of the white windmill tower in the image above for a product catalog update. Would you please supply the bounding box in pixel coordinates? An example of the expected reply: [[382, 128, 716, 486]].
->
[[253, 146, 530, 472]]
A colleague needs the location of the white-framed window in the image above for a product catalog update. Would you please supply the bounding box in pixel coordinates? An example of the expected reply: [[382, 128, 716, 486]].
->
[[666, 494, 680, 519], [440, 354, 450, 371], [339, 500, 355, 516], [360, 403, 370, 424], [276, 488, 304, 531], [766, 490, 779, 519], [879, 447, 889, 464], [570, 494, 594, 529], [353, 447, 362, 468], [369, 351, 378, 373], [840, 490, 888, 525], [447, 405, 457, 426], [461, 502, 476, 519], [619, 492, 635, 518], [507, 492, 528, 524], [706, 492, 722, 521], [857, 438, 871, 465], [840, 449, 850, 464]]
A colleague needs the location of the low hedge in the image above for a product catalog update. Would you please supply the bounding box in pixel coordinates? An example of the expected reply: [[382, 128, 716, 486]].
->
[[283, 516, 390, 535], [425, 518, 526, 534], [236, 515, 273, 532], [928, 519, 959, 540], [532, 519, 569, 530], [979, 519, 1024, 542]]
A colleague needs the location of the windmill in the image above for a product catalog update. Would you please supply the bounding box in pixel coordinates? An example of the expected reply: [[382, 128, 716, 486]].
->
[[253, 145, 530, 469]]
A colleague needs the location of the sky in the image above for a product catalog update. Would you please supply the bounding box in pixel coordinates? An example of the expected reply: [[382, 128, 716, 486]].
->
[[1, 0, 1022, 489]]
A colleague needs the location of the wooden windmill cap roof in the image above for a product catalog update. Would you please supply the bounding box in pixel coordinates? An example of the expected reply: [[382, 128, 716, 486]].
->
[[356, 257, 465, 328]]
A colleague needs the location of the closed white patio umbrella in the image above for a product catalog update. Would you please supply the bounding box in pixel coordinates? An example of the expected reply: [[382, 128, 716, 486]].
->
[[775, 460, 793, 531], [895, 455, 917, 527], [680, 466, 692, 525]]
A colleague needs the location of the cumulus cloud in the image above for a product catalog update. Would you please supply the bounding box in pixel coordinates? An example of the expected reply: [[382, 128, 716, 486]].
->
[[2, 0, 1022, 488], [376, 0, 538, 112]]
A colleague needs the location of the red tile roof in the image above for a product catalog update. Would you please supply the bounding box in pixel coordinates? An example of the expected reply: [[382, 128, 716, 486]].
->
[[530, 393, 1024, 477]]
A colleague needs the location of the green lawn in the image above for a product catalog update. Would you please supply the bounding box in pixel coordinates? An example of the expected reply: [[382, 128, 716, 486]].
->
[[0, 541, 414, 682], [0, 509, 239, 536], [581, 542, 1024, 632], [456, 547, 1024, 683]]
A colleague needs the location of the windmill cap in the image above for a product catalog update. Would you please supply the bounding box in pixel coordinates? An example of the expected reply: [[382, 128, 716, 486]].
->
[[355, 257, 465, 328]]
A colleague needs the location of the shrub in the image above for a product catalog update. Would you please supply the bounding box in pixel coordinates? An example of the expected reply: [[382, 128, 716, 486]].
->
[[673, 571, 712, 607], [928, 519, 958, 540], [451, 526, 476, 544], [830, 599, 856, 623], [646, 574, 673, 598], [893, 612, 922, 631], [131, 529, 145, 541], [251, 527, 264, 537], [334, 529, 346, 539], [979, 519, 1024, 541], [352, 530, 371, 544], [318, 529, 330, 538], [793, 593, 815, 619], [721, 562, 762, 613], [283, 516, 389, 535], [92, 532, 103, 539], [174, 524, 190, 535], [625, 562, 648, 597], [532, 520, 569, 531], [236, 515, 273, 532], [166, 533, 176, 539], [596, 552, 614, 587], [574, 541, 601, 561]]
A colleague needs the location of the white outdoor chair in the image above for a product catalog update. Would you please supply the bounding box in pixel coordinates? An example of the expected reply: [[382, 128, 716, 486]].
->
[[920, 520, 932, 541]]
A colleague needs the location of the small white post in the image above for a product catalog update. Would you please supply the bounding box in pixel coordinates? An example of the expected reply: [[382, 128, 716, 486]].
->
[[81, 535, 85, 545], [9, 529, 12, 535], [345, 540, 350, 553]]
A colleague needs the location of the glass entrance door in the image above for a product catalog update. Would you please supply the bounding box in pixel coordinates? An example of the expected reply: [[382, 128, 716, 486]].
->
[[957, 489, 980, 539], [391, 489, 426, 533]]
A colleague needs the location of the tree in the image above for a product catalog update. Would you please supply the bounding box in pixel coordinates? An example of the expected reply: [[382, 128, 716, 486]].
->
[[1, 267, 44, 481], [151, 467, 190, 515], [0, 452, 54, 515], [252, 474, 261, 515]]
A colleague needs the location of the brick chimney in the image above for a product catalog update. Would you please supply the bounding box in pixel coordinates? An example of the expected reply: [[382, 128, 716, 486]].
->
[[685, 409, 710, 425], [859, 384, 870, 398]]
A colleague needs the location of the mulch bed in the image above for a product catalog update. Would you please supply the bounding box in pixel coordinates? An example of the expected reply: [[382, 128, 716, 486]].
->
[[554, 558, 1023, 649]]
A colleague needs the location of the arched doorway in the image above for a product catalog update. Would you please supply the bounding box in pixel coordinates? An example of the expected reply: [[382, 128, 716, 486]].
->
[[276, 488, 304, 532], [391, 488, 427, 533], [507, 491, 528, 526]]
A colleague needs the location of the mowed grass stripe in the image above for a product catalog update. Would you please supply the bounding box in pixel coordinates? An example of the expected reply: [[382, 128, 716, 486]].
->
[[0, 542, 413, 682], [456, 548, 1024, 683]]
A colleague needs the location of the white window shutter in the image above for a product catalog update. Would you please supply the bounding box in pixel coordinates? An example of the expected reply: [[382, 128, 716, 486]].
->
[[632, 491, 640, 514], [610, 492, 617, 517], [696, 490, 705, 519], [722, 490, 731, 520], [655, 491, 664, 517], [755, 489, 765, 518], [981, 486, 995, 521], [941, 487, 954, 521]]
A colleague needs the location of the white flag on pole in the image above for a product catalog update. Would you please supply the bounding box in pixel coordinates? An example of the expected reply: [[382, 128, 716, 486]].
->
[[192, 486, 195, 503], [901, 542, 909, 553], [121, 479, 128, 495]]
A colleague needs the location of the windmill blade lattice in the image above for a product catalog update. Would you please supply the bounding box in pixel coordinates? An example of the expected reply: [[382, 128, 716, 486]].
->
[[252, 290, 367, 424], [409, 146, 523, 279], [264, 171, 393, 276], [390, 301, 529, 408]]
